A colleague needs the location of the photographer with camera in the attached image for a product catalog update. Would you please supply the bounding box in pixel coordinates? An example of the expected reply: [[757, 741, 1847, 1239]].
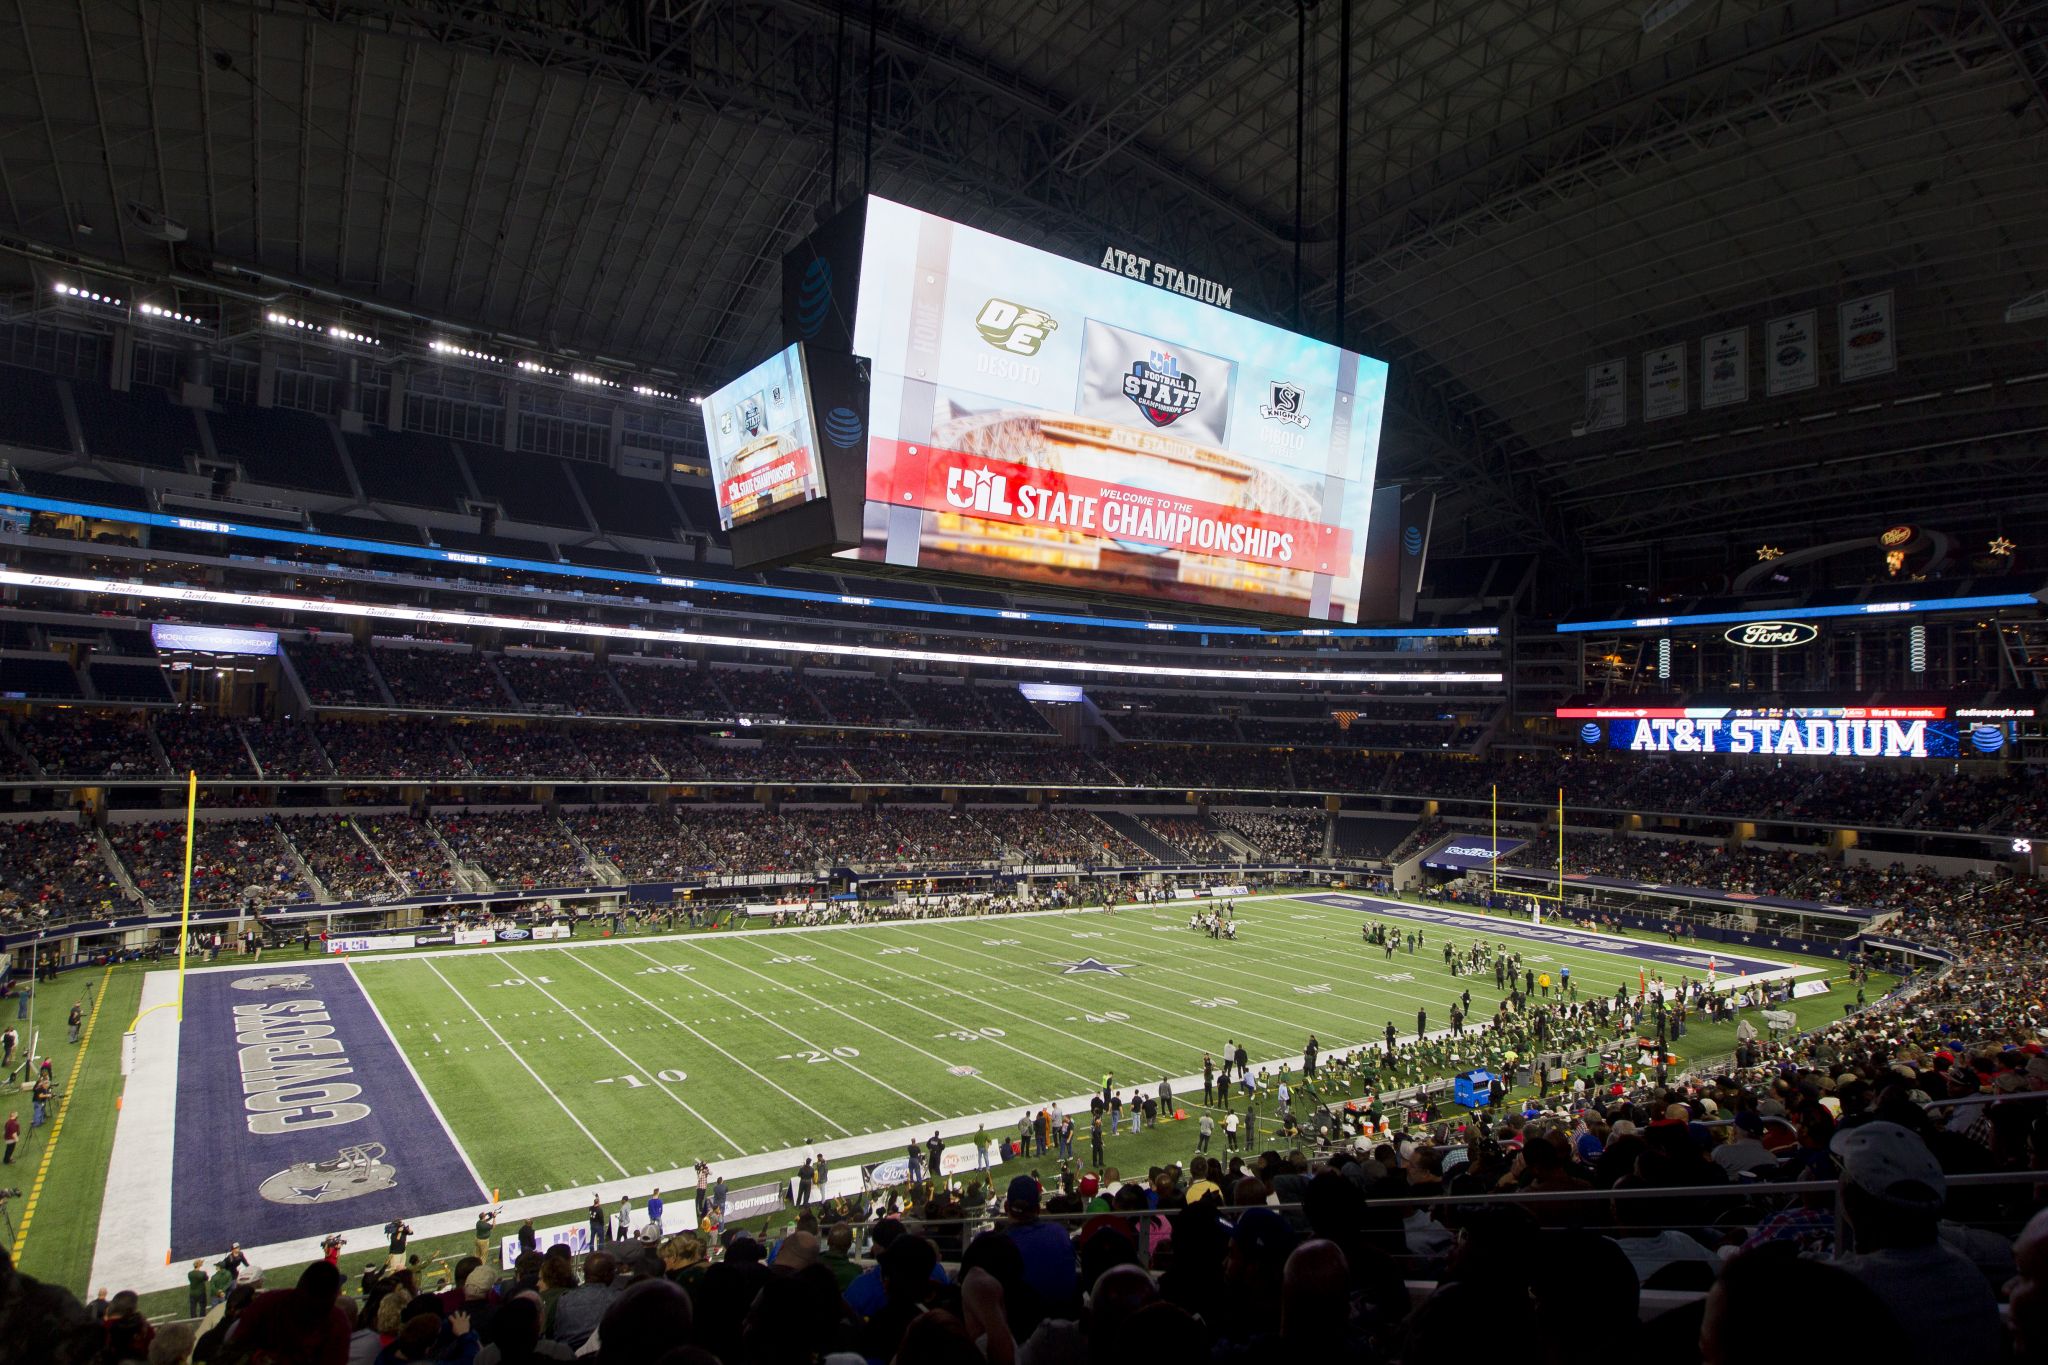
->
[[384, 1218, 412, 1272], [473, 1207, 498, 1263], [320, 1234, 345, 1267]]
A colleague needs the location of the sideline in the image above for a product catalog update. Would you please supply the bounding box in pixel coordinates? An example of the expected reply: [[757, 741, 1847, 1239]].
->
[[11, 963, 114, 1265]]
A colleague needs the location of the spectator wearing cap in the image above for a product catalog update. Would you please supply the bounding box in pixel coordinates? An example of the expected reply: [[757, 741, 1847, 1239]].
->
[[1827, 1120, 2002, 1363], [1712, 1111, 1780, 1178], [1002, 1174, 1076, 1315]]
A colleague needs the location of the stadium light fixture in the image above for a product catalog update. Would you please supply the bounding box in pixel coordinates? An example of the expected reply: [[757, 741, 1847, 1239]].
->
[[136, 301, 208, 329], [0, 567, 1506, 687], [570, 370, 619, 390], [428, 340, 503, 364], [52, 282, 125, 308], [325, 323, 381, 347]]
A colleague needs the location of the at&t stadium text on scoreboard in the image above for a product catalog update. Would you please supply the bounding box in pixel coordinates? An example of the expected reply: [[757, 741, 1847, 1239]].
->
[[1557, 706, 1960, 758]]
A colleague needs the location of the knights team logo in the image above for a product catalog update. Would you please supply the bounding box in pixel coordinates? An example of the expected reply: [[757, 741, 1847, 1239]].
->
[[1121, 351, 1201, 426], [1260, 380, 1310, 428], [231, 974, 314, 992], [975, 299, 1058, 356], [258, 1142, 399, 1205]]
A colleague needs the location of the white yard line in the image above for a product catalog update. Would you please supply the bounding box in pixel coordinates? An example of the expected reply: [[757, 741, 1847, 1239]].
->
[[550, 950, 854, 1139], [651, 940, 1035, 1107], [479, 951, 742, 1153], [591, 944, 944, 1123], [420, 960, 631, 1179], [719, 930, 1109, 1092], [344, 960, 491, 1203]]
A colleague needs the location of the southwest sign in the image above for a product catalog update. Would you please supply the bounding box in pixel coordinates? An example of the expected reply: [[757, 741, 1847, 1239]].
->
[[1724, 620, 1819, 648]]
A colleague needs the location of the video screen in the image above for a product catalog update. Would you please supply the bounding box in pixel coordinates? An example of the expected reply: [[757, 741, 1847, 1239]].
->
[[843, 197, 1388, 621], [700, 344, 827, 532]]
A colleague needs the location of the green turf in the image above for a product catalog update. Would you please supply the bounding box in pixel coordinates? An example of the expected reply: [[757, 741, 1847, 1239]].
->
[[9, 966, 144, 1296], [349, 894, 1853, 1195], [40, 891, 1882, 1315]]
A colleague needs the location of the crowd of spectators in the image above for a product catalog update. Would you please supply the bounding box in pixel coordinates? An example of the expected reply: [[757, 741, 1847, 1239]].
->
[[315, 718, 463, 781], [610, 662, 730, 718], [359, 815, 460, 893], [433, 810, 596, 888], [276, 814, 399, 900], [1215, 808, 1327, 860], [497, 654, 626, 715], [716, 669, 827, 722], [286, 642, 384, 706], [1139, 815, 1229, 859], [153, 712, 257, 779], [105, 817, 311, 910], [14, 712, 166, 778], [374, 647, 513, 710], [240, 718, 334, 781], [0, 818, 133, 925], [806, 672, 914, 726]]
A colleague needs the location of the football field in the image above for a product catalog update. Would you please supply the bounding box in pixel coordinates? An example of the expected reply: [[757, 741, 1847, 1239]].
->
[[96, 892, 1824, 1292]]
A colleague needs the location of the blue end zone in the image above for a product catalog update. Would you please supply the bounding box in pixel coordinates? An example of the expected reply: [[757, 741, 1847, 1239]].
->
[[1303, 894, 1796, 978], [171, 965, 485, 1259]]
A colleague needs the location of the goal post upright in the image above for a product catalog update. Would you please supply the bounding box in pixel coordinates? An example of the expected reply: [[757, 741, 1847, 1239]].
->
[[127, 769, 196, 1038]]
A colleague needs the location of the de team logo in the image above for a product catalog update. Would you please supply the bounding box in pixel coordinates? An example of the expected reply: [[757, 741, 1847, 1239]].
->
[[1122, 350, 1201, 426], [975, 299, 1058, 356]]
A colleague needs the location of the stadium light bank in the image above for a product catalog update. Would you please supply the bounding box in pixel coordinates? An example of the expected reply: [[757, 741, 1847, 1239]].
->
[[0, 569, 1502, 687]]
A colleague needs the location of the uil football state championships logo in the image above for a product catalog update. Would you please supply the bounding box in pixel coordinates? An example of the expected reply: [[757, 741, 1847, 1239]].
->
[[1122, 351, 1201, 427]]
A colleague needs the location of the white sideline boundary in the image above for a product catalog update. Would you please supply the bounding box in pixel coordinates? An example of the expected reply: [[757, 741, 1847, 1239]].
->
[[92, 970, 180, 1296], [92, 891, 1828, 1295]]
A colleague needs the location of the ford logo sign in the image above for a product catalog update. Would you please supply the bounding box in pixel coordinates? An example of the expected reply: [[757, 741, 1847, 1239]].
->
[[1723, 620, 1818, 649]]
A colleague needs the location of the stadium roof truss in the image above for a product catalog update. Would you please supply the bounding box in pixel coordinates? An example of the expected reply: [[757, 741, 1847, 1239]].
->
[[0, 0, 2042, 569]]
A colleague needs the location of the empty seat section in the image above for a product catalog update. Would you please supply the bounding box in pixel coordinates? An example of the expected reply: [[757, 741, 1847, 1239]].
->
[[16, 467, 152, 512], [72, 384, 197, 471], [431, 528, 555, 560], [207, 405, 352, 494], [462, 447, 590, 529], [303, 511, 424, 546], [0, 367, 74, 451], [345, 429, 469, 509], [559, 543, 652, 573], [88, 661, 174, 702], [0, 656, 84, 698], [573, 464, 687, 540]]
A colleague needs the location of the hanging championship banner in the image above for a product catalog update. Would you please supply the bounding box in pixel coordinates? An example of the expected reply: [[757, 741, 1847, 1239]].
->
[[1642, 344, 1687, 421], [1584, 358, 1625, 431], [1838, 291, 1896, 382], [1700, 328, 1748, 409], [1765, 312, 1818, 395]]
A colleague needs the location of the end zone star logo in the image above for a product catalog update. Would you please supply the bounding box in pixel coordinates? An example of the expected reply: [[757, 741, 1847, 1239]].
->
[[1121, 351, 1200, 426], [1053, 957, 1132, 976]]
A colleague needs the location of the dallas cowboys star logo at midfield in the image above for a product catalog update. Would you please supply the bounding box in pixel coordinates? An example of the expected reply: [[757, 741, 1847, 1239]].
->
[[1052, 957, 1133, 976]]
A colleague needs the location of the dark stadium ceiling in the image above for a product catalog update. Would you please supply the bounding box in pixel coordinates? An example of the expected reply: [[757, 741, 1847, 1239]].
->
[[1, 0, 2045, 570]]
